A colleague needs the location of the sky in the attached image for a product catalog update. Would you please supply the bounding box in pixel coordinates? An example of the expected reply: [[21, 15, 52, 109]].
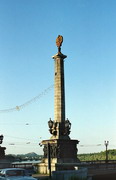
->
[[0, 0, 116, 155]]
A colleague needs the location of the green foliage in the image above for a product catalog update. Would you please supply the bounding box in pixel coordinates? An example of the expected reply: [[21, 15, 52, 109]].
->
[[7, 152, 43, 161], [78, 149, 116, 161]]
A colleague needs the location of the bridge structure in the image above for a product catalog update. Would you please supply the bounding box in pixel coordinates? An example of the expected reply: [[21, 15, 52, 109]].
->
[[78, 160, 116, 180]]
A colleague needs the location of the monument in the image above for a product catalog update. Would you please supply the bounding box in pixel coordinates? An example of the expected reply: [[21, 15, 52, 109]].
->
[[38, 36, 79, 173]]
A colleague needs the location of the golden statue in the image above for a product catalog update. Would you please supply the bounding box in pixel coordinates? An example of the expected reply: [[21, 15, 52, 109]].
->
[[56, 35, 63, 52]]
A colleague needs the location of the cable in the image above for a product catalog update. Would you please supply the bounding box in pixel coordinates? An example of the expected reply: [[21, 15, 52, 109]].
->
[[4, 135, 41, 141], [0, 84, 54, 113]]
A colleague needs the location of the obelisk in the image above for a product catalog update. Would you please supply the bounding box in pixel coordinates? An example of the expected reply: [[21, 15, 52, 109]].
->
[[38, 36, 79, 173], [48, 35, 71, 139]]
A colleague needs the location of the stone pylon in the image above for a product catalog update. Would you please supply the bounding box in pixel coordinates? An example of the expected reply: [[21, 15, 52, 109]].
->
[[38, 36, 79, 173]]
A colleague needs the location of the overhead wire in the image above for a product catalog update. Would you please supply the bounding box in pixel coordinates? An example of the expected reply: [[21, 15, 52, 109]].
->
[[1, 84, 115, 150], [3, 134, 116, 148], [3, 135, 42, 147], [2, 134, 116, 149], [4, 135, 42, 141], [0, 84, 54, 113], [0, 123, 40, 126]]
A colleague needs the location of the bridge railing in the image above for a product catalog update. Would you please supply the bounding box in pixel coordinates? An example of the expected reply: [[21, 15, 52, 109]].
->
[[78, 160, 116, 170]]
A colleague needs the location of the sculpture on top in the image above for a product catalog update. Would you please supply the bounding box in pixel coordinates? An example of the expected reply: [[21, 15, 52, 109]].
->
[[56, 35, 63, 53]]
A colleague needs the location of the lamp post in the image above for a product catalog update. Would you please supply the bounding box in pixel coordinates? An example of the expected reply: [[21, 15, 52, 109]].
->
[[104, 141, 109, 163], [47, 143, 51, 178], [0, 135, 3, 144]]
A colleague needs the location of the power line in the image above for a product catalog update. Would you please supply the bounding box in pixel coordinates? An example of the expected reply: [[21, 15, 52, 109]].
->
[[3, 134, 116, 148], [0, 123, 40, 126], [79, 144, 102, 147], [79, 144, 116, 147], [4, 135, 116, 148], [4, 135, 42, 141], [0, 84, 54, 113], [5, 142, 38, 146]]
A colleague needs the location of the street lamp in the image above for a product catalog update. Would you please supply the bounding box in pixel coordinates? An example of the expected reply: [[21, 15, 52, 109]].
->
[[0, 135, 3, 144], [104, 141, 109, 163]]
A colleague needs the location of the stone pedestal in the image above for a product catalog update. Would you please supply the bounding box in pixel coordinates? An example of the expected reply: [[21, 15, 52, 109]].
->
[[38, 139, 80, 174], [42, 139, 79, 163]]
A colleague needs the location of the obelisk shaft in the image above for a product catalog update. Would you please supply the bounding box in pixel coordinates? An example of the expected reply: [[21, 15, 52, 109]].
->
[[53, 53, 67, 123]]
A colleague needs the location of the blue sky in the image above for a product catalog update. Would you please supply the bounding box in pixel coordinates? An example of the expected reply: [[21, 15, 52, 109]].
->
[[0, 0, 116, 155]]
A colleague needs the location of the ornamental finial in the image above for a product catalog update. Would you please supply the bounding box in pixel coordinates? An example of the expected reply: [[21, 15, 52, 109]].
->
[[56, 35, 63, 53]]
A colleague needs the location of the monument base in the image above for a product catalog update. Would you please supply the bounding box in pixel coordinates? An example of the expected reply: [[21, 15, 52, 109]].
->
[[38, 139, 80, 174], [38, 162, 81, 174]]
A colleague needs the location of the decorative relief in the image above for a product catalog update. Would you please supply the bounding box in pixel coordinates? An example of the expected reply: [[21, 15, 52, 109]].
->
[[43, 144, 60, 158], [43, 141, 77, 159], [64, 119, 71, 136]]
